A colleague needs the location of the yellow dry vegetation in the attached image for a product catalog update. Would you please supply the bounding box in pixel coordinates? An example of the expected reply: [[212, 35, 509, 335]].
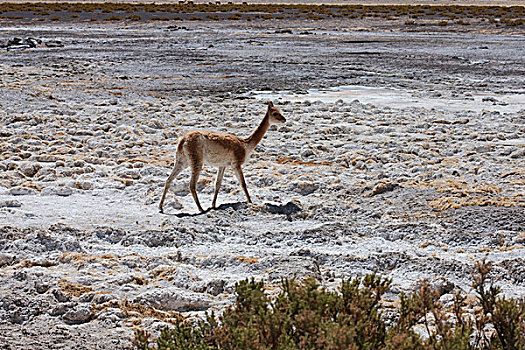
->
[[502, 169, 525, 178], [59, 251, 118, 268], [407, 178, 524, 211], [93, 299, 180, 322], [235, 256, 260, 264], [59, 279, 94, 297], [277, 156, 349, 168], [20, 182, 43, 191], [151, 266, 179, 282]]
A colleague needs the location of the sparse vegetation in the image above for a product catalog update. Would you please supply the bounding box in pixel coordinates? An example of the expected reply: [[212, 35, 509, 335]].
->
[[134, 260, 525, 350], [0, 3, 522, 28], [105, 15, 122, 21], [126, 14, 141, 21]]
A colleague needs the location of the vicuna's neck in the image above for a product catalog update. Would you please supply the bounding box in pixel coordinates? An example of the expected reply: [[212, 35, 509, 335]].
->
[[244, 112, 271, 153]]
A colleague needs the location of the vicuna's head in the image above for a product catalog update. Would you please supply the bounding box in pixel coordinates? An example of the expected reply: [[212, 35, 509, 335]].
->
[[267, 101, 286, 124]]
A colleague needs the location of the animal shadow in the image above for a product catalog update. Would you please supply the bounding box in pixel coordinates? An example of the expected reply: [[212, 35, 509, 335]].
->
[[163, 201, 247, 218]]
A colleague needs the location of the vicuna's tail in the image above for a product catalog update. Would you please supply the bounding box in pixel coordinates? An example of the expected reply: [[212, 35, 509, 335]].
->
[[177, 138, 185, 154]]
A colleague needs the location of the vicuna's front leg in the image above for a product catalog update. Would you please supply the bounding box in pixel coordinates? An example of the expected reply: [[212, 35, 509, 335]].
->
[[159, 157, 187, 213], [212, 166, 225, 209], [234, 165, 252, 204]]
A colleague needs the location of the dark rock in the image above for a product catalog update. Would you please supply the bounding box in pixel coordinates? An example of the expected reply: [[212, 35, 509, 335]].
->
[[263, 200, 302, 217], [52, 288, 71, 303], [206, 279, 226, 296], [62, 305, 94, 324], [94, 227, 127, 244], [0, 200, 22, 208], [369, 182, 400, 196], [0, 253, 19, 267]]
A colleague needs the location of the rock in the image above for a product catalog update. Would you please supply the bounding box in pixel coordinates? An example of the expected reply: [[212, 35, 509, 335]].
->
[[96, 307, 125, 323], [52, 289, 71, 303], [116, 169, 140, 180], [0, 200, 22, 208], [33, 155, 60, 163], [49, 302, 75, 316], [19, 163, 42, 177], [73, 181, 93, 190], [268, 256, 321, 283], [369, 182, 400, 196], [93, 293, 119, 305], [206, 279, 226, 296], [15, 230, 83, 254], [9, 186, 37, 196], [510, 149, 524, 159], [41, 186, 73, 196], [290, 181, 318, 195], [301, 149, 315, 157], [2, 37, 42, 50], [148, 118, 164, 129], [482, 96, 498, 103], [62, 305, 94, 324], [422, 276, 455, 297], [134, 288, 211, 312], [262, 200, 302, 217], [94, 227, 127, 244], [34, 280, 53, 294], [79, 292, 96, 303], [0, 253, 19, 267], [474, 145, 493, 153]]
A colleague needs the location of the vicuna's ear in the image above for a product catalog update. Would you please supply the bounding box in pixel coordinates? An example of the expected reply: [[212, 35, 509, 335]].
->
[[268, 101, 274, 108]]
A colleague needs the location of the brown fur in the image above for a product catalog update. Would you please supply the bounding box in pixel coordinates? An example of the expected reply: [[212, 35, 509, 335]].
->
[[159, 101, 285, 213]]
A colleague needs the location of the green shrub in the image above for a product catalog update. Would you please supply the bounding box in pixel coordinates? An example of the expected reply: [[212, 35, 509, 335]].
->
[[472, 260, 525, 349], [135, 260, 525, 350]]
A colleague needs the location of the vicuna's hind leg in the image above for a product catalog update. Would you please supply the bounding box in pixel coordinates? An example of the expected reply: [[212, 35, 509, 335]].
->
[[212, 166, 225, 209], [189, 160, 205, 213], [234, 165, 252, 204], [159, 155, 187, 213]]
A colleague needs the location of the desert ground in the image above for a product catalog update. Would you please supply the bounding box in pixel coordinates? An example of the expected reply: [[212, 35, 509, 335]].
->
[[0, 3, 524, 349]]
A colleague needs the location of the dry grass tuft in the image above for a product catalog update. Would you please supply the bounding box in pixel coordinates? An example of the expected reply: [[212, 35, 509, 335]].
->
[[59, 279, 94, 297], [235, 255, 260, 264]]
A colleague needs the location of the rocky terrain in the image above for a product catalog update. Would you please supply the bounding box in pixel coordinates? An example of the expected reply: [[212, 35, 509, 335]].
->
[[0, 13, 524, 349]]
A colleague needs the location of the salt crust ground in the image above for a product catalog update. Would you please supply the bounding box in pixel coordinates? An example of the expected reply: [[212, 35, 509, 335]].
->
[[0, 16, 524, 349]]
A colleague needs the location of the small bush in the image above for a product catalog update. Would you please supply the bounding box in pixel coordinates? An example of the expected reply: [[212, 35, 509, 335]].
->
[[126, 14, 141, 21], [106, 15, 122, 21], [457, 19, 471, 25], [135, 260, 525, 350], [227, 13, 242, 20]]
